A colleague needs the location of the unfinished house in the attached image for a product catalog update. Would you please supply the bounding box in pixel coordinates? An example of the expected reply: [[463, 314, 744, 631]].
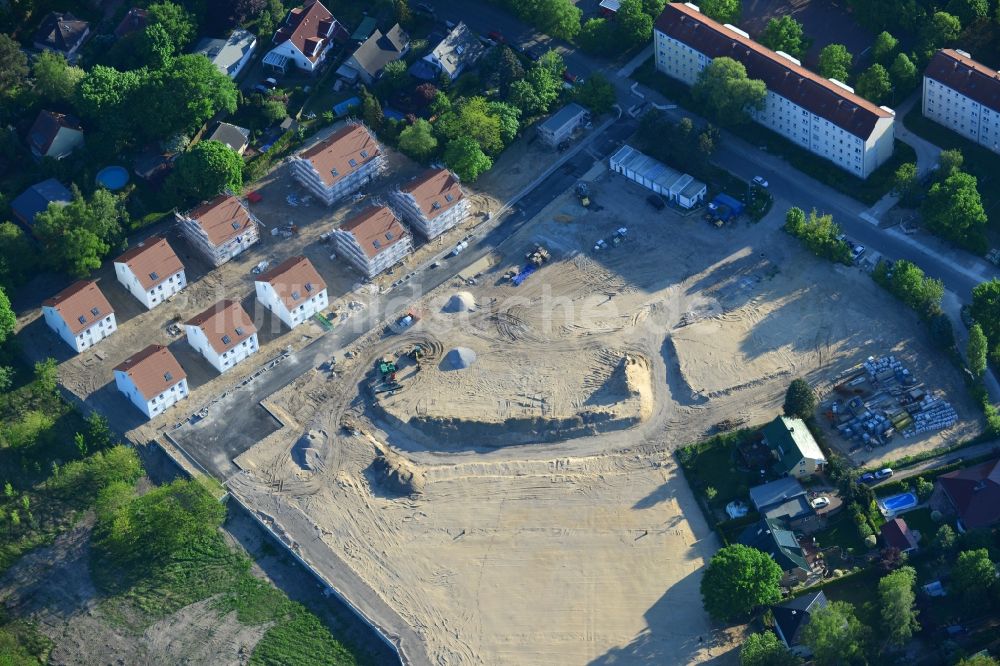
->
[[332, 205, 411, 278], [391, 168, 469, 240], [176, 194, 260, 267], [289, 123, 384, 206]]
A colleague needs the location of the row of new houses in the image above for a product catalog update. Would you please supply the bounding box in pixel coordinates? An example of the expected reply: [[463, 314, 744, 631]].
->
[[654, 2, 1000, 179]]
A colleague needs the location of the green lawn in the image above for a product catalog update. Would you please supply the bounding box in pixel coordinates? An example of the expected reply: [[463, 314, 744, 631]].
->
[[812, 567, 882, 627], [898, 507, 937, 546], [676, 429, 760, 510], [814, 511, 867, 555]]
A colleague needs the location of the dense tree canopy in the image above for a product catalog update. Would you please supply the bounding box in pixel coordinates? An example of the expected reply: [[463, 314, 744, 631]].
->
[[952, 549, 997, 603], [436, 96, 504, 154], [921, 11, 961, 54], [0, 286, 14, 344], [34, 189, 127, 278], [872, 259, 944, 319], [784, 207, 853, 264], [616, 0, 654, 47], [800, 601, 869, 666], [692, 57, 766, 126], [148, 1, 196, 53], [818, 43, 852, 82], [0, 222, 37, 292], [398, 119, 438, 160], [575, 73, 616, 114], [783, 379, 816, 420], [879, 566, 920, 647], [32, 51, 84, 103], [75, 66, 144, 136], [855, 63, 892, 104], [698, 0, 741, 24], [0, 34, 28, 93], [740, 630, 801, 666], [760, 15, 807, 58], [922, 171, 988, 253], [889, 52, 917, 90], [501, 0, 581, 40], [143, 55, 238, 139], [171, 140, 243, 201], [968, 323, 988, 380], [972, 279, 1000, 352], [443, 137, 493, 182], [700, 544, 783, 621], [481, 46, 525, 97], [946, 0, 989, 26], [872, 31, 899, 64]]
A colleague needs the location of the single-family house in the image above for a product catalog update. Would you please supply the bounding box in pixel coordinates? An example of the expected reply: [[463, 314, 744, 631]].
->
[[409, 22, 484, 81], [255, 256, 328, 330], [185, 300, 259, 373], [41, 280, 117, 353], [737, 517, 812, 586], [749, 477, 807, 512], [748, 477, 821, 533], [27, 110, 84, 160], [537, 103, 590, 148], [194, 29, 257, 79], [771, 591, 828, 657], [289, 123, 385, 205], [762, 416, 827, 479], [176, 194, 260, 266], [264, 0, 346, 74], [337, 24, 409, 85], [113, 236, 186, 309], [206, 122, 251, 155], [332, 205, 412, 278], [609, 144, 707, 209], [934, 458, 1000, 530], [113, 344, 188, 419], [391, 168, 469, 240], [34, 12, 90, 59], [114, 7, 148, 39], [599, 0, 621, 17], [350, 16, 377, 42], [11, 178, 73, 228], [880, 517, 919, 554]]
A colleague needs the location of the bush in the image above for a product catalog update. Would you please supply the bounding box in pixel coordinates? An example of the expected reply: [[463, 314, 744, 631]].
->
[[783, 207, 853, 264]]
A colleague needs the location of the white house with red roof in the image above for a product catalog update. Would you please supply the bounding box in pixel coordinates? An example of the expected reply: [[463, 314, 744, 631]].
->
[[332, 205, 412, 278], [254, 256, 328, 329], [113, 236, 186, 309], [113, 344, 188, 419], [263, 0, 346, 74], [176, 194, 260, 267], [42, 280, 117, 353], [391, 168, 469, 239], [185, 300, 259, 373], [289, 123, 385, 205]]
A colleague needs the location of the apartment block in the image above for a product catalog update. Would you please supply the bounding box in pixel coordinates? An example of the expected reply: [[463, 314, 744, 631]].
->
[[654, 2, 895, 179], [185, 300, 259, 374], [254, 255, 328, 330], [923, 49, 1000, 154], [289, 123, 385, 206], [391, 168, 470, 239], [113, 344, 188, 419], [113, 236, 186, 309], [332, 205, 412, 278]]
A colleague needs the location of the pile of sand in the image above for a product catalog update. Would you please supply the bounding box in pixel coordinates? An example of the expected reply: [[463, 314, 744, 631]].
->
[[444, 347, 476, 370], [371, 446, 426, 496], [442, 291, 476, 313]]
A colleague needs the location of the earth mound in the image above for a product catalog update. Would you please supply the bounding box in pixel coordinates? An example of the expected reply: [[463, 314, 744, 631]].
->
[[442, 291, 477, 313], [443, 347, 477, 370]]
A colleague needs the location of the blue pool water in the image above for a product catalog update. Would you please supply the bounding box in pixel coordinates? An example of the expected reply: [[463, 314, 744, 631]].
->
[[882, 492, 918, 513], [96, 166, 129, 191]]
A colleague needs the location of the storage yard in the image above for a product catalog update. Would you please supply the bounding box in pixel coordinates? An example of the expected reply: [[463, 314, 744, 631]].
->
[[224, 166, 979, 664]]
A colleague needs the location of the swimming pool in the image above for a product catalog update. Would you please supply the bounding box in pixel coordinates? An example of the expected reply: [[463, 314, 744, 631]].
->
[[95, 165, 129, 191], [880, 492, 918, 515]]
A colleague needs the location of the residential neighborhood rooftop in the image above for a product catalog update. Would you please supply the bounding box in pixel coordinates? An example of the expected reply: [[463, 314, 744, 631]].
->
[[33, 11, 89, 54], [114, 7, 148, 39], [298, 124, 381, 187], [401, 168, 465, 220], [347, 24, 409, 79], [256, 255, 327, 311], [880, 517, 919, 552], [113, 344, 186, 401], [114, 236, 184, 291], [11, 178, 73, 225], [28, 110, 83, 157], [41, 280, 113, 335], [272, 0, 342, 63], [925, 49, 1000, 114], [937, 457, 1000, 529], [185, 300, 257, 354], [184, 194, 255, 246], [340, 205, 408, 258]]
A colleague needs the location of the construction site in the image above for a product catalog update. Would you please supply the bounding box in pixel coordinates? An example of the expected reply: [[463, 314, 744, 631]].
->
[[223, 163, 979, 664]]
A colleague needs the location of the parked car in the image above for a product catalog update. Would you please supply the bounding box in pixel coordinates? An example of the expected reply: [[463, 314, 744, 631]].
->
[[488, 30, 506, 43], [874, 468, 893, 480], [752, 176, 768, 188], [860, 472, 876, 484], [811, 496, 830, 509], [526, 46, 544, 61], [253, 77, 278, 94], [852, 244, 866, 260]]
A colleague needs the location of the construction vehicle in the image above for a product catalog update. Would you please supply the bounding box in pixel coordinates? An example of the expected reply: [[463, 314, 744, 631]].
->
[[407, 344, 426, 361], [575, 182, 591, 208], [526, 245, 550, 266]]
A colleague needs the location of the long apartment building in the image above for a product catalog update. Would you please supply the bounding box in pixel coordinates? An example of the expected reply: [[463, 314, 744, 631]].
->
[[332, 205, 412, 278], [391, 168, 470, 239], [923, 49, 1000, 154], [290, 123, 385, 206], [654, 2, 895, 179]]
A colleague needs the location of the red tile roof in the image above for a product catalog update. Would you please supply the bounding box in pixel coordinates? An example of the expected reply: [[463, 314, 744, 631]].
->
[[115, 7, 148, 39], [925, 49, 1000, 114], [186, 300, 257, 355], [880, 517, 918, 552], [185, 194, 255, 246], [114, 236, 184, 291], [654, 2, 892, 139], [256, 255, 327, 311], [42, 280, 114, 335], [340, 205, 407, 259], [938, 458, 1000, 529], [298, 123, 381, 187], [273, 0, 343, 63], [113, 344, 186, 401], [402, 168, 465, 220]]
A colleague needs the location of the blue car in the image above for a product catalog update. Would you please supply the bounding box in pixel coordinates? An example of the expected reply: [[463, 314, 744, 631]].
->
[[860, 472, 876, 484]]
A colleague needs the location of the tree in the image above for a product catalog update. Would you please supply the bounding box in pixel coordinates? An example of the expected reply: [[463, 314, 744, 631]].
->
[[617, 0, 654, 47], [142, 55, 238, 140], [915, 476, 934, 501], [698, 0, 741, 23], [818, 44, 852, 82], [889, 52, 917, 90], [0, 221, 38, 291], [923, 171, 988, 252], [429, 90, 451, 116], [784, 207, 853, 264], [0, 33, 28, 93], [933, 524, 957, 552], [921, 11, 961, 53], [575, 73, 616, 114], [692, 57, 767, 126], [75, 66, 143, 137], [872, 31, 899, 64], [398, 119, 438, 160], [86, 412, 114, 451], [957, 656, 1000, 666], [939, 148, 964, 176], [952, 548, 997, 603], [533, 0, 581, 40], [482, 46, 524, 97], [487, 101, 521, 144], [32, 51, 84, 103], [436, 97, 503, 154], [443, 137, 492, 182], [740, 630, 800, 666], [394, 0, 412, 25], [700, 544, 783, 621], [34, 189, 127, 278], [893, 162, 918, 201], [800, 601, 869, 666], [361, 86, 383, 129], [855, 63, 892, 104], [578, 18, 618, 56], [509, 64, 560, 116], [0, 286, 14, 344], [642, 0, 666, 18], [873, 259, 944, 318], [972, 279, 1000, 349], [783, 379, 816, 420], [377, 59, 410, 98], [537, 50, 566, 80], [148, 1, 196, 53], [968, 323, 988, 379], [879, 566, 920, 647], [947, 0, 988, 26], [760, 16, 807, 59], [171, 140, 243, 201], [135, 22, 175, 69]]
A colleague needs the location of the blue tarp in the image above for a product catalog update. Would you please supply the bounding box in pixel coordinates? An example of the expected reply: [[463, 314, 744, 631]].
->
[[512, 264, 537, 286], [333, 96, 361, 117], [708, 193, 745, 220]]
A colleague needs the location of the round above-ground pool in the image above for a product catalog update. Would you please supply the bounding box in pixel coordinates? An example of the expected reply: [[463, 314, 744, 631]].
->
[[880, 492, 918, 516], [95, 165, 129, 191]]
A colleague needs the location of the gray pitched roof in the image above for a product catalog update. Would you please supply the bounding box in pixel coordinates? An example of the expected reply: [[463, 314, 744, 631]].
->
[[749, 477, 806, 511], [349, 23, 409, 77]]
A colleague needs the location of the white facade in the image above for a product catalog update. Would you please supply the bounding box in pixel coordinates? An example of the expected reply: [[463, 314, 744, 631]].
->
[[609, 144, 706, 209], [265, 38, 327, 73], [195, 30, 257, 79], [923, 76, 1000, 154], [42, 306, 116, 353], [255, 281, 328, 329], [114, 261, 186, 310], [185, 323, 259, 374], [653, 14, 895, 179], [114, 370, 188, 419], [392, 190, 470, 239]]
